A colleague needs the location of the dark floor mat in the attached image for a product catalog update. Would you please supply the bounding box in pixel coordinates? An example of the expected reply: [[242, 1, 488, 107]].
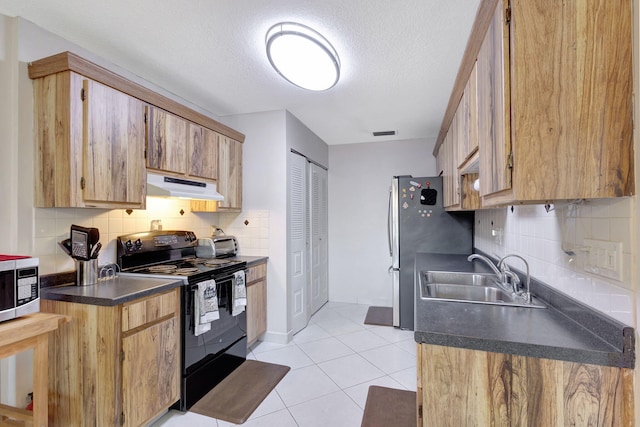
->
[[190, 359, 290, 424], [364, 306, 393, 326], [361, 386, 416, 427]]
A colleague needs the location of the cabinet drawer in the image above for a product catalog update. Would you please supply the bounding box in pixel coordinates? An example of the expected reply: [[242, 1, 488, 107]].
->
[[247, 263, 267, 284], [122, 288, 179, 332]]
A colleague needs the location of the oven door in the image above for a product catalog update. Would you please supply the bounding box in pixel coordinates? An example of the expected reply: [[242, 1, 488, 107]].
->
[[180, 270, 247, 410]]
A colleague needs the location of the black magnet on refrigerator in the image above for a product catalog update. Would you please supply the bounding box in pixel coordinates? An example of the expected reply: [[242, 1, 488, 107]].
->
[[420, 183, 437, 205]]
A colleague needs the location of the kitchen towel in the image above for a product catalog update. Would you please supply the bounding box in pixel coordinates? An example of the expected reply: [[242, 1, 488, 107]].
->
[[195, 279, 219, 336], [232, 270, 246, 316]]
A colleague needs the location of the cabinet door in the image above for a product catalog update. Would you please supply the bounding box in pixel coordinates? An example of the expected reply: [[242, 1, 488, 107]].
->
[[147, 107, 187, 174], [442, 129, 459, 208], [188, 124, 219, 180], [477, 0, 511, 198], [247, 279, 267, 345], [217, 136, 243, 211], [458, 62, 478, 167], [121, 316, 180, 427], [82, 79, 146, 206]]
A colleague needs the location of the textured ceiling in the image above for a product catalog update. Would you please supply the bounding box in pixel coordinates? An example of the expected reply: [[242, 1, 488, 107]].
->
[[0, 0, 481, 145]]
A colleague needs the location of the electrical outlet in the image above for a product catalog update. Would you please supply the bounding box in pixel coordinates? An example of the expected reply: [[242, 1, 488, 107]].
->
[[583, 239, 623, 281]]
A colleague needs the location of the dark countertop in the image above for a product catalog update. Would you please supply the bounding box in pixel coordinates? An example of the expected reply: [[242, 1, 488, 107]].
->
[[232, 256, 268, 267], [41, 256, 268, 306], [41, 276, 184, 306], [414, 253, 635, 368]]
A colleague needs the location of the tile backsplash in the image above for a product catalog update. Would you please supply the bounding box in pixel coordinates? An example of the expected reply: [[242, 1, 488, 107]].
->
[[34, 197, 221, 274], [218, 210, 270, 256], [475, 197, 635, 325], [33, 200, 271, 275]]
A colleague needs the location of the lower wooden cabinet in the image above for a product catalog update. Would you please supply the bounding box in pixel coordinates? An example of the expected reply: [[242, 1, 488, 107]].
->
[[42, 288, 180, 427], [246, 262, 267, 346], [417, 344, 634, 426]]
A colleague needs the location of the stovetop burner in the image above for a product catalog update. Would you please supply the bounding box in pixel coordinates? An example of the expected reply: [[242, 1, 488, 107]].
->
[[117, 230, 246, 284]]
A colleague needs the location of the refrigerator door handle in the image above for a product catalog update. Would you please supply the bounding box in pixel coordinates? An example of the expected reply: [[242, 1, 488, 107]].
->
[[387, 187, 393, 257], [387, 187, 393, 258]]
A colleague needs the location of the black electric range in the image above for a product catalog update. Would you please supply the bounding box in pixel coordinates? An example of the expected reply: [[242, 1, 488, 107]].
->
[[117, 230, 248, 411]]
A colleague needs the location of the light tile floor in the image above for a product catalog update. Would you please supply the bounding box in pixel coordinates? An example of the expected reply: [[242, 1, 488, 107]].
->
[[152, 302, 416, 427]]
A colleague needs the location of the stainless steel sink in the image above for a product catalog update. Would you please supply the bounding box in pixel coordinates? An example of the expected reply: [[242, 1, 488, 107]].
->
[[419, 271, 545, 308]]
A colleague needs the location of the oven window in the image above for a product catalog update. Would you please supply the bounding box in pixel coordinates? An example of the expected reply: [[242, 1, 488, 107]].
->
[[0, 270, 15, 311]]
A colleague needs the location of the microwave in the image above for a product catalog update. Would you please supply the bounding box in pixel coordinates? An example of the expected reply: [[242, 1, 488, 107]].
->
[[0, 256, 39, 322]]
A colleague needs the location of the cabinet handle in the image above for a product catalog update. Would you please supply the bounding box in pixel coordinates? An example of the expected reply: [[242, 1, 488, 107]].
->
[[80, 177, 86, 189]]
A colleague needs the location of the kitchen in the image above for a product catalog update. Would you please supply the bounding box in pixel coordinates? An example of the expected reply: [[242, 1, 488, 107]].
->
[[0, 0, 639, 425]]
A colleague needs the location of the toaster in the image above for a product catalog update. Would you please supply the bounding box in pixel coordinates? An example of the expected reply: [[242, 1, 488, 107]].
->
[[196, 236, 239, 258]]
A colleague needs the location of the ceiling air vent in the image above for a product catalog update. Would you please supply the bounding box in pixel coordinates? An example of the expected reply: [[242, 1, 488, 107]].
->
[[372, 130, 396, 137]]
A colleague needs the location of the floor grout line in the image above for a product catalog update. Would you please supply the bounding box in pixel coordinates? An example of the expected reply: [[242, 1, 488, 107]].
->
[[153, 302, 416, 426]]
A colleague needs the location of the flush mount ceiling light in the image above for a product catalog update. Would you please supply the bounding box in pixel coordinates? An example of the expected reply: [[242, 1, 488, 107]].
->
[[266, 22, 340, 91]]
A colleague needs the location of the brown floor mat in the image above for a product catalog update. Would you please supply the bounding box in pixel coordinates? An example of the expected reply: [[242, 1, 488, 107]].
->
[[364, 306, 393, 326], [361, 386, 417, 427], [190, 359, 290, 424]]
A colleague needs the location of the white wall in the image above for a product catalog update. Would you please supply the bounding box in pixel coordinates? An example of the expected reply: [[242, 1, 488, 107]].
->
[[223, 110, 290, 343], [222, 110, 329, 343], [328, 138, 436, 305], [0, 15, 19, 254], [285, 111, 329, 167]]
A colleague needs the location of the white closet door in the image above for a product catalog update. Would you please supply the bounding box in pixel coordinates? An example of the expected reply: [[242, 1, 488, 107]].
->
[[309, 163, 328, 314], [288, 152, 308, 335]]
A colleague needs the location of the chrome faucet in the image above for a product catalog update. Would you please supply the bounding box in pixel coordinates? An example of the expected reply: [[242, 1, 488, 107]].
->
[[467, 254, 532, 303], [498, 254, 531, 304], [467, 254, 512, 294], [467, 254, 501, 276]]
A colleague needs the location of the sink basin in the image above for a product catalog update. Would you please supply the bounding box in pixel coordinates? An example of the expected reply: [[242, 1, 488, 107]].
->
[[423, 283, 513, 303], [419, 271, 545, 308]]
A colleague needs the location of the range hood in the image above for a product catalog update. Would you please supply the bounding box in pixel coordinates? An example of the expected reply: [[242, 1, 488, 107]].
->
[[146, 173, 224, 201]]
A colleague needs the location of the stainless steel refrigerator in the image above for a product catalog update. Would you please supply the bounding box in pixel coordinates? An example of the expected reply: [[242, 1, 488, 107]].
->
[[388, 176, 474, 330]]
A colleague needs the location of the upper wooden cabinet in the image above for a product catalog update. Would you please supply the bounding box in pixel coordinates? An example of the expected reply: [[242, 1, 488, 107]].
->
[[33, 71, 146, 208], [147, 107, 188, 175], [216, 136, 243, 211], [458, 62, 479, 167], [434, 0, 634, 207], [192, 135, 243, 212], [437, 62, 481, 211], [188, 123, 219, 181], [147, 108, 220, 181], [440, 126, 460, 209], [29, 51, 245, 208]]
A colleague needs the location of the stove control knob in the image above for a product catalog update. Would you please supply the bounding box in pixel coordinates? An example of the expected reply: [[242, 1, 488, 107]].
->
[[134, 239, 143, 250], [125, 240, 133, 252]]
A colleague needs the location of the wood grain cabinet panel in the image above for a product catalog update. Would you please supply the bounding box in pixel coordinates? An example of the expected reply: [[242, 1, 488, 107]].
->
[[42, 288, 180, 427], [188, 123, 219, 180], [477, 0, 511, 200], [246, 262, 267, 346], [505, 0, 634, 203], [435, 0, 634, 206], [82, 79, 147, 206], [33, 71, 146, 208], [147, 107, 188, 175], [122, 316, 179, 427], [217, 136, 243, 211], [190, 134, 243, 212], [418, 344, 634, 426]]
